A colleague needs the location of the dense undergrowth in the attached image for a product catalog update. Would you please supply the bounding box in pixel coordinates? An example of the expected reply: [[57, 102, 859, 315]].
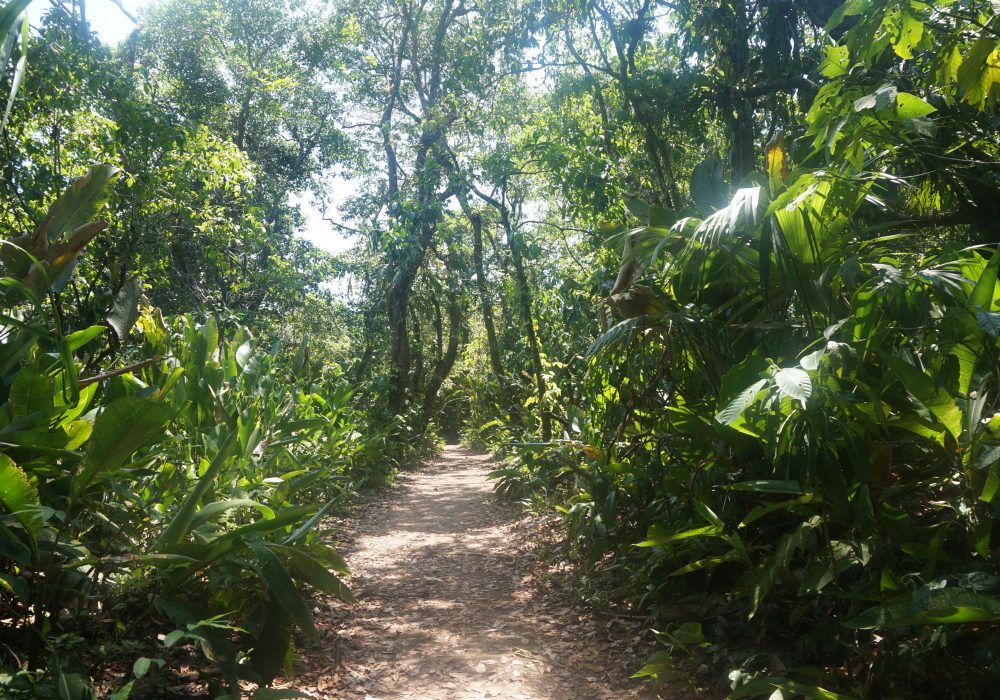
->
[[3, 0, 1000, 698], [473, 3, 1000, 698], [0, 169, 435, 697], [0, 2, 437, 696]]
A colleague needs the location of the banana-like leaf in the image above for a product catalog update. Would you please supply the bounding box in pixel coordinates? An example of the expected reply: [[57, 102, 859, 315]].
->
[[1, 10, 28, 127], [157, 429, 240, 549], [74, 397, 174, 494], [268, 543, 353, 602], [0, 453, 41, 535], [250, 543, 318, 641], [108, 277, 143, 341], [846, 587, 1000, 628], [9, 365, 53, 418], [36, 166, 120, 244]]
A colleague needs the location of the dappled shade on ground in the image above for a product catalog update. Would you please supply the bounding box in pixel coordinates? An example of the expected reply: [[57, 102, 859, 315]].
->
[[278, 447, 663, 699]]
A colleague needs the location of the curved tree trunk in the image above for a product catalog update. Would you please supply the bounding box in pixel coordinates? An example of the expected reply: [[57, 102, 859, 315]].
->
[[422, 244, 465, 422], [473, 187, 551, 442]]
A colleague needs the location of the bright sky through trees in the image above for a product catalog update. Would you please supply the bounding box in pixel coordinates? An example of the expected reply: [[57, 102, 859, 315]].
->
[[88, 0, 354, 256]]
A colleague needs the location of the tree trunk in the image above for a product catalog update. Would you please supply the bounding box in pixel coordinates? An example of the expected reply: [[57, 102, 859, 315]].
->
[[422, 272, 463, 423], [499, 209, 551, 442], [456, 196, 503, 377]]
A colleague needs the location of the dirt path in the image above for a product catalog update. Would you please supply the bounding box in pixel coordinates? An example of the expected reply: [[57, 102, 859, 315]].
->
[[282, 446, 663, 700]]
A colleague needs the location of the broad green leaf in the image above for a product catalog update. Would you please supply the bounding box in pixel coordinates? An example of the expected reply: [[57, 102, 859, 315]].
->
[[725, 480, 805, 495], [63, 325, 106, 352], [252, 690, 315, 700], [728, 677, 859, 700], [0, 453, 41, 535], [38, 165, 120, 243], [157, 429, 240, 549], [846, 587, 1000, 628], [1, 12, 27, 127], [690, 156, 728, 216], [131, 657, 164, 680], [889, 7, 923, 60], [0, 0, 31, 42], [883, 355, 963, 438], [957, 37, 1000, 110], [739, 494, 819, 528], [251, 543, 318, 641], [268, 543, 354, 602], [74, 397, 173, 493], [716, 378, 768, 425], [854, 83, 897, 113], [10, 365, 53, 418], [896, 92, 935, 119], [819, 45, 849, 78], [630, 651, 681, 681], [189, 498, 276, 529], [670, 552, 741, 576], [108, 278, 143, 341], [774, 368, 811, 405]]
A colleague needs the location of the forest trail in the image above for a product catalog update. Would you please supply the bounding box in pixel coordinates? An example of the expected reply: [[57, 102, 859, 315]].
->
[[282, 446, 661, 700]]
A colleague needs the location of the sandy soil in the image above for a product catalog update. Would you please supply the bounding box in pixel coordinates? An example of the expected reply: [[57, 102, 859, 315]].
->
[[278, 446, 669, 700]]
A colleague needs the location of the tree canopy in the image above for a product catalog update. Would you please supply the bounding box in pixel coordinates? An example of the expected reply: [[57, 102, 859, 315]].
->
[[1, 0, 999, 696]]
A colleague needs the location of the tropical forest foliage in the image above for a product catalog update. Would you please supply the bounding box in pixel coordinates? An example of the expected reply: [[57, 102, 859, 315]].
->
[[1, 0, 999, 697]]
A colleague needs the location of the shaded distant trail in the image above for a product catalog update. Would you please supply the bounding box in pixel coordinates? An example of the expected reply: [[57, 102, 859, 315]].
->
[[278, 446, 670, 699]]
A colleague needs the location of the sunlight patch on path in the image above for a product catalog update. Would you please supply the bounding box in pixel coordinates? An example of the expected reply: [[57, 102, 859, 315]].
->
[[279, 446, 659, 700]]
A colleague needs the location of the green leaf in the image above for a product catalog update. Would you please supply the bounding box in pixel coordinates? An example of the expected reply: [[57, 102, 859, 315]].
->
[[10, 365, 53, 418], [251, 690, 315, 700], [971, 444, 1000, 471], [853, 83, 897, 113], [799, 541, 861, 594], [890, 8, 924, 60], [883, 355, 963, 438], [131, 657, 164, 680], [670, 552, 741, 576], [635, 523, 723, 548], [725, 480, 805, 495], [162, 630, 185, 648], [55, 666, 96, 700], [690, 156, 728, 216], [799, 346, 826, 371], [189, 499, 275, 529], [251, 543, 318, 642], [774, 367, 811, 405], [739, 494, 820, 528], [895, 92, 936, 119], [2, 11, 27, 128], [63, 325, 106, 352], [716, 378, 768, 425], [268, 544, 353, 602], [74, 397, 173, 493], [728, 677, 859, 700], [819, 45, 849, 78], [957, 37, 1000, 110], [630, 651, 681, 681], [0, 0, 31, 42], [157, 429, 240, 549], [846, 587, 1000, 628], [38, 165, 120, 243], [108, 278, 143, 341], [0, 453, 41, 537]]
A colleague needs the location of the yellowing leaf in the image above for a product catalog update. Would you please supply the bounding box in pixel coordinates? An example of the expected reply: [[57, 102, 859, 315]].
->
[[765, 132, 789, 191]]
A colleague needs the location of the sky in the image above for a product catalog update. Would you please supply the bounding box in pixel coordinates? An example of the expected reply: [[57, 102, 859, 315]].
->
[[83, 0, 356, 256]]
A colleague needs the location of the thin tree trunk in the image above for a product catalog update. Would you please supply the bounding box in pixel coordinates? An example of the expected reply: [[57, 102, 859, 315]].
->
[[473, 188, 551, 442], [455, 195, 503, 377], [422, 270, 463, 423]]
